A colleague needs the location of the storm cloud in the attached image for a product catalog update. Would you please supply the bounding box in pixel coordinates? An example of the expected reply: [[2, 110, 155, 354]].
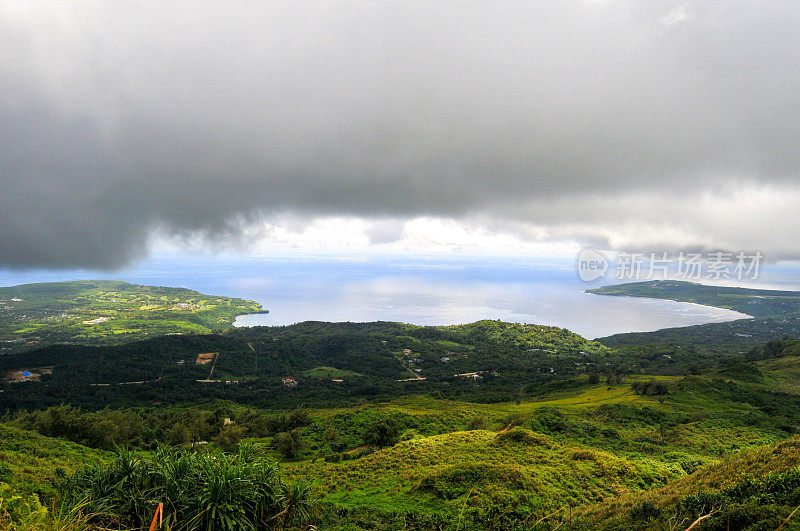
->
[[1, 1, 799, 268]]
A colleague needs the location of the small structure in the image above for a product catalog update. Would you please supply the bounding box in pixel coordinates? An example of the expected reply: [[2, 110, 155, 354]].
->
[[282, 377, 298, 387], [402, 348, 412, 355]]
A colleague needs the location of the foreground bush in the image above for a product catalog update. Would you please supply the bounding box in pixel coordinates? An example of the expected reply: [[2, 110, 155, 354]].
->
[[0, 482, 47, 529], [59, 443, 315, 530]]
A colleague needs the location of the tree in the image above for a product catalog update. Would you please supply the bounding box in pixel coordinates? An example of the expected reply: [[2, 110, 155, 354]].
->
[[213, 424, 245, 452], [272, 430, 303, 459], [167, 423, 190, 446], [363, 418, 398, 447], [272, 482, 315, 527]]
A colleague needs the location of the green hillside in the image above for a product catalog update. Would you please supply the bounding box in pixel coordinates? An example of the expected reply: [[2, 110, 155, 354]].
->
[[2, 320, 611, 411], [0, 280, 263, 351], [6, 349, 800, 529], [4, 281, 800, 528]]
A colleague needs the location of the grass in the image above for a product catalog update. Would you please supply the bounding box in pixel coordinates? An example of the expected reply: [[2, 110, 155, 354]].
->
[[285, 428, 677, 516], [302, 366, 361, 379], [0, 423, 109, 502], [0, 280, 263, 351], [5, 352, 800, 528], [278, 374, 800, 525], [577, 436, 800, 529]]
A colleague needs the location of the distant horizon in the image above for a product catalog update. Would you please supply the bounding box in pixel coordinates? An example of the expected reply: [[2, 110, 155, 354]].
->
[[0, 253, 778, 339]]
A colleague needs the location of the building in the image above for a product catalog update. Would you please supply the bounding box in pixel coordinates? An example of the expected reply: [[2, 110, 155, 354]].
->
[[282, 377, 298, 387]]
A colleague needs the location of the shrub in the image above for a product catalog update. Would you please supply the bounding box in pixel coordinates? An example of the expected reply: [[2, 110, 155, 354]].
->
[[363, 418, 399, 447], [631, 380, 668, 396], [629, 500, 661, 522], [58, 446, 315, 530], [273, 430, 304, 459], [534, 407, 568, 432], [493, 427, 551, 447], [466, 416, 488, 431], [213, 424, 246, 452], [680, 458, 705, 475], [399, 429, 420, 442], [0, 463, 11, 483], [571, 449, 597, 461], [601, 428, 620, 439], [0, 483, 47, 528]]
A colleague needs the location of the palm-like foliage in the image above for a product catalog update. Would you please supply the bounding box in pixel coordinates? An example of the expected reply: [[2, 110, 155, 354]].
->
[[274, 482, 315, 527], [59, 444, 311, 530]]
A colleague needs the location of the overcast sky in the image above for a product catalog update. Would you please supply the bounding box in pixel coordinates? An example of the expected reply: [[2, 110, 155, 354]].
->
[[1, 1, 799, 269]]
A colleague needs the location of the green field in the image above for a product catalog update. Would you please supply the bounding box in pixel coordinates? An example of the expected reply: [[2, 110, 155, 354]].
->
[[303, 366, 362, 379], [0, 280, 263, 352]]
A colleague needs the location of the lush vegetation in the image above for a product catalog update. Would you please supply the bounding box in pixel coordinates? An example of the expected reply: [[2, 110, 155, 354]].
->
[[6, 355, 800, 528], [588, 280, 800, 318], [4, 280, 800, 529], [1, 320, 612, 410], [58, 445, 314, 530], [0, 280, 263, 353]]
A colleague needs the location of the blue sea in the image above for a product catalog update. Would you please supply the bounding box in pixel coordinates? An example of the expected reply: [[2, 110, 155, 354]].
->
[[2, 252, 798, 339]]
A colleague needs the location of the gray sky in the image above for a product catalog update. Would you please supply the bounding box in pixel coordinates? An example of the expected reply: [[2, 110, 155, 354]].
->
[[1, 1, 799, 269]]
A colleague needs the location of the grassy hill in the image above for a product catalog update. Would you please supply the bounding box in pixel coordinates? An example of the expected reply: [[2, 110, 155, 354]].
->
[[579, 435, 800, 529], [0, 280, 263, 351], [0, 422, 108, 503], [6, 352, 800, 528]]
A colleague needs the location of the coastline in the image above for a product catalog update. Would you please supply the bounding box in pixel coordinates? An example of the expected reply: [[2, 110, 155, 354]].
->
[[585, 290, 753, 319]]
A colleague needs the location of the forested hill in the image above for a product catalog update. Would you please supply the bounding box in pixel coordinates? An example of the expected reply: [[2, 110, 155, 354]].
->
[[587, 280, 800, 318], [1, 320, 609, 411], [0, 280, 263, 351], [590, 281, 800, 358]]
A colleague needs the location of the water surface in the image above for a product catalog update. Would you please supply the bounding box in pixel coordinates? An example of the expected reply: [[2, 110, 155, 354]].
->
[[0, 253, 762, 339]]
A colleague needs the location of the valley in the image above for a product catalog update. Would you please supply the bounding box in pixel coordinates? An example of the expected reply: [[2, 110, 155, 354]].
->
[[2, 280, 800, 529]]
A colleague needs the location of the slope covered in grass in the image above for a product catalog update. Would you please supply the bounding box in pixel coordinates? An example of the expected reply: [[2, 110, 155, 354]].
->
[[0, 423, 108, 502], [286, 428, 677, 517], [578, 435, 800, 529]]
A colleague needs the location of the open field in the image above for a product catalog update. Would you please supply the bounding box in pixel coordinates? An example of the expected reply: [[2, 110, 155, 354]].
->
[[0, 280, 263, 352]]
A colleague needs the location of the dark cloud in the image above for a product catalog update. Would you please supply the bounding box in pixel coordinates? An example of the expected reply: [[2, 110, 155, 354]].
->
[[1, 1, 799, 268]]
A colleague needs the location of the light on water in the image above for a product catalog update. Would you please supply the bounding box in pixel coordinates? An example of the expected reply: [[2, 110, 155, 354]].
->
[[0, 252, 765, 339]]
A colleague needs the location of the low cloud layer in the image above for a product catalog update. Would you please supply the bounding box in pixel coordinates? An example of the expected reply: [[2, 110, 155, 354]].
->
[[1, 1, 799, 268]]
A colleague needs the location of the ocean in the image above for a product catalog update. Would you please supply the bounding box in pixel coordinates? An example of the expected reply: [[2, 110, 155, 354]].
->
[[4, 251, 792, 338]]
